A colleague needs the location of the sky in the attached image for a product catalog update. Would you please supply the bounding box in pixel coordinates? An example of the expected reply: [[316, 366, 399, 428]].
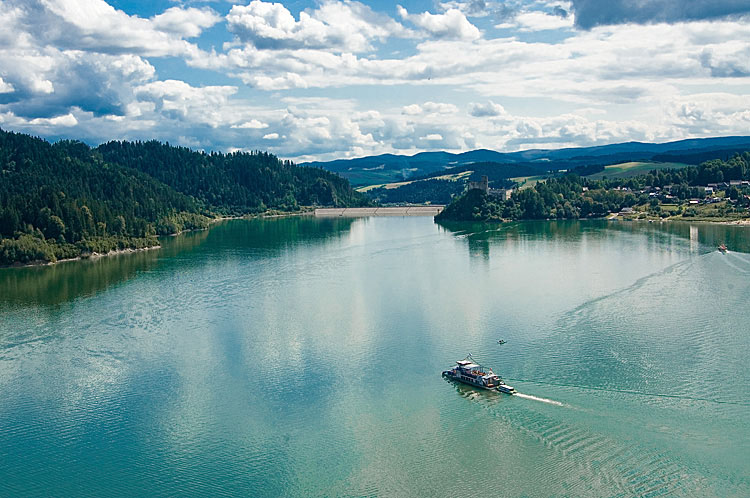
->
[[0, 0, 749, 162]]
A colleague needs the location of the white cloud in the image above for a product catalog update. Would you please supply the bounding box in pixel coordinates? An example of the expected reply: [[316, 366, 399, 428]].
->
[[0, 47, 156, 118], [135, 80, 237, 125], [263, 132, 279, 139], [397, 6, 481, 40], [665, 92, 750, 135], [227, 0, 412, 53], [151, 7, 221, 38], [513, 11, 574, 31], [232, 119, 269, 129], [438, 1, 492, 17], [402, 104, 423, 115], [402, 102, 458, 116], [469, 101, 506, 117], [17, 0, 206, 58], [422, 133, 444, 140], [700, 42, 750, 77], [29, 113, 78, 126], [0, 78, 14, 93], [249, 72, 309, 91], [422, 102, 458, 114]]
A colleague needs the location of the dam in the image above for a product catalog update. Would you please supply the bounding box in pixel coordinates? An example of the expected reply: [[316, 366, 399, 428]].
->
[[314, 206, 444, 217]]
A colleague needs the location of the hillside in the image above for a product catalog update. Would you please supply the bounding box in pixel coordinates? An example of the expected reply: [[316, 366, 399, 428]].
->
[[0, 129, 364, 266], [304, 136, 750, 186], [97, 140, 363, 214], [436, 152, 750, 223]]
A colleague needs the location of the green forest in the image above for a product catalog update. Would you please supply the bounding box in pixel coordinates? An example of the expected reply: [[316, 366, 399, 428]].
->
[[436, 153, 750, 222], [0, 128, 365, 266]]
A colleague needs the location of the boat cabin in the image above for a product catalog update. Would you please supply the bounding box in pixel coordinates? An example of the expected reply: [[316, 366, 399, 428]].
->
[[455, 360, 501, 387]]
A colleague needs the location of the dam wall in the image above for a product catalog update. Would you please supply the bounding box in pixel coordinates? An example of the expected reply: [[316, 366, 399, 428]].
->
[[314, 206, 444, 217]]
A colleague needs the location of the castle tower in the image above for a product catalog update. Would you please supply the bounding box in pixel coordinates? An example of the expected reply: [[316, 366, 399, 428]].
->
[[468, 175, 489, 194]]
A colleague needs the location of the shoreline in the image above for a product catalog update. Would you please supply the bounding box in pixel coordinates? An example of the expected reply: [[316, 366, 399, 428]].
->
[[1, 209, 316, 269], [611, 215, 750, 225], [5, 211, 748, 269], [436, 214, 750, 227], [3, 245, 163, 269]]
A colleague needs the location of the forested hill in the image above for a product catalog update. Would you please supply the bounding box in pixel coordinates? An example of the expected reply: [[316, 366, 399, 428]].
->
[[97, 140, 363, 214], [436, 152, 750, 222], [0, 128, 364, 266]]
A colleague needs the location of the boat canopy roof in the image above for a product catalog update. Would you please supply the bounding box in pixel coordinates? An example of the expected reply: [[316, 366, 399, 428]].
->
[[459, 362, 480, 369]]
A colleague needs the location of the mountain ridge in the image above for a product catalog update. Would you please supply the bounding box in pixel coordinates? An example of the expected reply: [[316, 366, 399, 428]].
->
[[302, 136, 750, 186]]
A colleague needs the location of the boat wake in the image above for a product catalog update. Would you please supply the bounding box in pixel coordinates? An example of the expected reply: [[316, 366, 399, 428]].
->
[[514, 392, 564, 406]]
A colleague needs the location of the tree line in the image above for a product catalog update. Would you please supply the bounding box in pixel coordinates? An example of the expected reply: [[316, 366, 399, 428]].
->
[[0, 128, 366, 265], [437, 152, 750, 222]]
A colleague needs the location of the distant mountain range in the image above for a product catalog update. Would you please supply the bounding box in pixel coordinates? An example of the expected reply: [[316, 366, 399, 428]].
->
[[302, 136, 750, 186]]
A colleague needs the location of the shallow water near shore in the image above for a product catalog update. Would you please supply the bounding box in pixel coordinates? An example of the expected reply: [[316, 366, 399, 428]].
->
[[1, 217, 749, 497]]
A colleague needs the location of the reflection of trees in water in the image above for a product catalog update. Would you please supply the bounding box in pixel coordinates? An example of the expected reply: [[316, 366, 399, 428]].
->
[[467, 236, 490, 261], [196, 217, 356, 253], [436, 219, 596, 260], [436, 218, 750, 260], [0, 217, 356, 307], [605, 220, 750, 254], [0, 247, 163, 306]]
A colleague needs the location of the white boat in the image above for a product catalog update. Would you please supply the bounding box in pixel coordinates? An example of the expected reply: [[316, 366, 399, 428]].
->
[[442, 354, 516, 394]]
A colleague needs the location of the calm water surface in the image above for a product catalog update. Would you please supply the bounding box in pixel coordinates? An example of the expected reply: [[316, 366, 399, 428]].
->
[[1, 217, 749, 497]]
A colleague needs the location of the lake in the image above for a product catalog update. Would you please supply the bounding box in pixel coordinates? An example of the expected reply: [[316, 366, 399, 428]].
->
[[1, 217, 749, 497]]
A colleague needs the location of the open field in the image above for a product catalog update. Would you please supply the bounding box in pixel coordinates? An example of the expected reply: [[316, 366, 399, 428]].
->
[[356, 170, 471, 192], [510, 162, 690, 189], [511, 175, 548, 189], [585, 161, 689, 180], [346, 169, 410, 187]]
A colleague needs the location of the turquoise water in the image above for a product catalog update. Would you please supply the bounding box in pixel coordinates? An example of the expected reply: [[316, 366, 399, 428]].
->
[[1, 217, 749, 497]]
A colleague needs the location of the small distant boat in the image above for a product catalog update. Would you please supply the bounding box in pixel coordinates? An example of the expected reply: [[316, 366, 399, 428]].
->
[[442, 354, 516, 394], [718, 244, 728, 253], [497, 339, 506, 345]]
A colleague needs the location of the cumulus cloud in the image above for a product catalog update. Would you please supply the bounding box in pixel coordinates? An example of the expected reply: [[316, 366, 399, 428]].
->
[[469, 101, 506, 117], [666, 93, 750, 135], [402, 102, 458, 115], [29, 113, 78, 126], [422, 102, 459, 113], [231, 119, 269, 129], [513, 11, 574, 31], [151, 7, 221, 38], [571, 0, 750, 29], [226, 0, 412, 52], [0, 49, 156, 119], [0, 0, 213, 64], [700, 43, 750, 77], [0, 78, 14, 93], [4, 0, 207, 58], [438, 0, 491, 17], [397, 6, 481, 40], [402, 104, 422, 115], [135, 80, 237, 125]]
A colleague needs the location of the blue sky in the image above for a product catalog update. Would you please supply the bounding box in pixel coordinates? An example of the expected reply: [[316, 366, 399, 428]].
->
[[0, 0, 749, 161]]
